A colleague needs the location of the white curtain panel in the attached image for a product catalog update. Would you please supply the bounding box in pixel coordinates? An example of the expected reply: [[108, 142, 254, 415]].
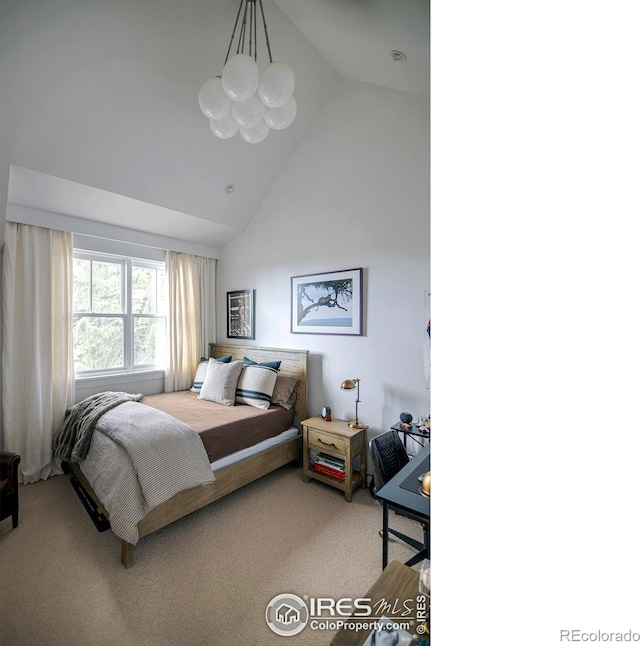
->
[[2, 222, 75, 483], [165, 252, 216, 392]]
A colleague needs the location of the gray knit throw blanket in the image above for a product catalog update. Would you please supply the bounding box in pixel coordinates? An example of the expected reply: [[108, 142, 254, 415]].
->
[[53, 391, 143, 463]]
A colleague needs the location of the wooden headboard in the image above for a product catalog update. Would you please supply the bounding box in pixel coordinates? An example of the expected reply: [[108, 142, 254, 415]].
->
[[209, 343, 308, 424]]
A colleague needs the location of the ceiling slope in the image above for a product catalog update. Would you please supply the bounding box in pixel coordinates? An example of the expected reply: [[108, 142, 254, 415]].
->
[[1, 0, 429, 248]]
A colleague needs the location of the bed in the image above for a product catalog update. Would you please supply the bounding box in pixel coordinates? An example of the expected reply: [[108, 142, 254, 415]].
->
[[65, 343, 308, 567]]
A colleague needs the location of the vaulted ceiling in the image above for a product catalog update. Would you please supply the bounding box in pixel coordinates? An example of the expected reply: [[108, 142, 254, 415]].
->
[[2, 0, 429, 251]]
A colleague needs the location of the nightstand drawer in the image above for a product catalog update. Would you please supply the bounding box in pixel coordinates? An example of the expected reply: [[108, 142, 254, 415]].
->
[[308, 429, 347, 454]]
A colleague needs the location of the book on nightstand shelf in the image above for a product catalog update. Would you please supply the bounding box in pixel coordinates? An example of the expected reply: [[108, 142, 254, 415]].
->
[[310, 451, 346, 480], [313, 463, 346, 481], [316, 452, 345, 470]]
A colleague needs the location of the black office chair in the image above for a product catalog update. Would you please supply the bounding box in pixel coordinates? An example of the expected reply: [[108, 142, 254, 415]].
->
[[369, 431, 429, 567]]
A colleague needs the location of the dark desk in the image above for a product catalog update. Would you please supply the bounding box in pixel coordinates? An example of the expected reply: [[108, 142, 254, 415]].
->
[[391, 421, 430, 452], [376, 444, 430, 570]]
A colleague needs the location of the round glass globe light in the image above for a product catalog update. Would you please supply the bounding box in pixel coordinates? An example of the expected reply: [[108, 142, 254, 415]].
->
[[198, 77, 231, 120], [258, 62, 295, 108], [240, 120, 270, 144], [231, 93, 266, 128], [209, 112, 239, 139], [264, 96, 297, 130], [222, 54, 259, 102]]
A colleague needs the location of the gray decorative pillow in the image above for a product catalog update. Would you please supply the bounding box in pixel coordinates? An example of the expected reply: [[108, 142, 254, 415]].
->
[[271, 374, 299, 410], [235, 365, 278, 410], [198, 359, 243, 406]]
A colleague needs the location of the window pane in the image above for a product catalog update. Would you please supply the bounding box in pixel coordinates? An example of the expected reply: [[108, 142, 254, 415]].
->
[[157, 268, 166, 315], [73, 258, 90, 312], [92, 261, 123, 313], [134, 317, 165, 366], [73, 316, 124, 371], [132, 265, 156, 314]]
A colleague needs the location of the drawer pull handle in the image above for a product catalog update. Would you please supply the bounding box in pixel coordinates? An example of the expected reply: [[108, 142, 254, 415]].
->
[[318, 438, 337, 448]]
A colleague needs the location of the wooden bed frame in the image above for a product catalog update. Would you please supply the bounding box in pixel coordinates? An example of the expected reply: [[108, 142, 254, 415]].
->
[[68, 343, 308, 567]]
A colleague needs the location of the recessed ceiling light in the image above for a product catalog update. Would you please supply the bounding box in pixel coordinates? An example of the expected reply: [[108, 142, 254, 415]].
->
[[390, 50, 407, 62]]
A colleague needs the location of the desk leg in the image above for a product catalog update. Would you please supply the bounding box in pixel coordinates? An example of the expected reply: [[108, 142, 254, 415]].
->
[[382, 500, 389, 570], [426, 522, 430, 560]]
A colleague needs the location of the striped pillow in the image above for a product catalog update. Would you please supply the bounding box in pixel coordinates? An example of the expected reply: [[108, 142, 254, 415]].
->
[[191, 356, 232, 392], [235, 365, 278, 409]]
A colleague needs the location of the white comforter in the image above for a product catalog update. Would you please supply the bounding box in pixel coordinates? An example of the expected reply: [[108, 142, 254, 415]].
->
[[80, 401, 214, 544]]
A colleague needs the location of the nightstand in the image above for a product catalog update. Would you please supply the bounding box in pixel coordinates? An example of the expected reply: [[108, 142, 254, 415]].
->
[[301, 417, 367, 502]]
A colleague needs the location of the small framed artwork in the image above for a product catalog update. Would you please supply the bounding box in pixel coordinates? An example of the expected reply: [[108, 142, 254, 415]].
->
[[291, 268, 363, 335], [227, 289, 255, 339]]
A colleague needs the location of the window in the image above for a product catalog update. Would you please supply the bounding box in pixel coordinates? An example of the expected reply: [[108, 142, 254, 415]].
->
[[72, 251, 166, 375]]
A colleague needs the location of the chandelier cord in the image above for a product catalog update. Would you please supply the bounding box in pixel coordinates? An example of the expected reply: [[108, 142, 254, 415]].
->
[[223, 0, 245, 67], [258, 0, 274, 64], [238, 2, 249, 56], [251, 1, 257, 59], [224, 1, 274, 68]]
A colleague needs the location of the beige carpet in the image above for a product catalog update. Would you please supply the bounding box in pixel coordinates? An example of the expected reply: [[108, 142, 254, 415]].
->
[[0, 464, 422, 645]]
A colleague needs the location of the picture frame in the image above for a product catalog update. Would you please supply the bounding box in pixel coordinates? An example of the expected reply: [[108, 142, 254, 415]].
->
[[227, 289, 255, 339], [291, 268, 363, 335]]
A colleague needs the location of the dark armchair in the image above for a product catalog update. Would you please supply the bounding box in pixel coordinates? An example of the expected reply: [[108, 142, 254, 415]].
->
[[1, 451, 21, 528]]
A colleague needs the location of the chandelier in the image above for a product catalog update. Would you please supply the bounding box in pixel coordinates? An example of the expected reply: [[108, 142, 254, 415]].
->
[[198, 0, 297, 144]]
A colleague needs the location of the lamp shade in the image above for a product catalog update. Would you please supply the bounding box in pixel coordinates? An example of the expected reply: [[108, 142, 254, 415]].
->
[[340, 379, 356, 391], [258, 62, 295, 108], [198, 77, 232, 120], [209, 112, 239, 139], [239, 120, 270, 144], [222, 54, 260, 102], [232, 93, 266, 128], [264, 96, 297, 130]]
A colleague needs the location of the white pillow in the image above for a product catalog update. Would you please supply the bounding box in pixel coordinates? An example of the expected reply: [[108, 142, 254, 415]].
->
[[191, 355, 233, 392], [198, 360, 244, 406], [235, 365, 278, 409], [190, 359, 209, 393]]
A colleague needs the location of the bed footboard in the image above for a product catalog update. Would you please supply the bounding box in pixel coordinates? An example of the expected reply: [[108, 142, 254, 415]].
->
[[118, 436, 300, 567]]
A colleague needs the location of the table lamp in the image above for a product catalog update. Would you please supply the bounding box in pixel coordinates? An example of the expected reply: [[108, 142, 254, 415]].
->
[[340, 378, 365, 429]]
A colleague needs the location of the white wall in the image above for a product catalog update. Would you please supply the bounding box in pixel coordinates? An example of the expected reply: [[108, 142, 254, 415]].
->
[[0, 2, 428, 447], [0, 0, 338, 439], [217, 79, 430, 443]]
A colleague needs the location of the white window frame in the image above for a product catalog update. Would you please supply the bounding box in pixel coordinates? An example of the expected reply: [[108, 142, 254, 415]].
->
[[73, 250, 166, 376]]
